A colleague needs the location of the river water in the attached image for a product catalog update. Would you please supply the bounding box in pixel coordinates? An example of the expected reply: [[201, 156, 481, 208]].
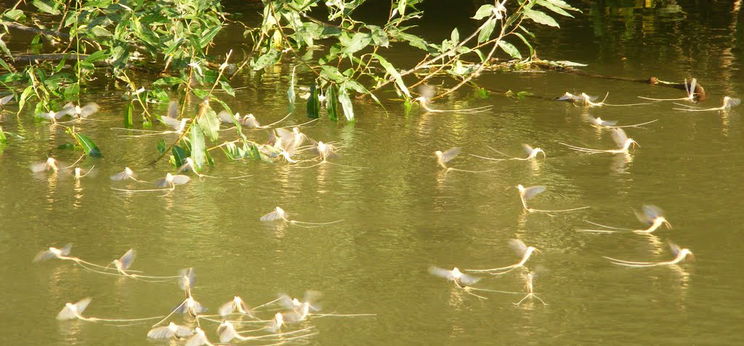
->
[[2, 1, 743, 345]]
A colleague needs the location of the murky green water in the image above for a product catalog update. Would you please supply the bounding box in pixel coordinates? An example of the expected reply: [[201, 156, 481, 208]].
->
[[3, 2, 744, 345]]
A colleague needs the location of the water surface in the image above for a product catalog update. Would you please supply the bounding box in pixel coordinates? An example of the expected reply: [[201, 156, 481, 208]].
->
[[2, 2, 744, 345]]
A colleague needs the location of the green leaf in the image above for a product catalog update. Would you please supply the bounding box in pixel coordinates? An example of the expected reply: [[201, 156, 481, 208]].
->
[[320, 66, 345, 83], [0, 34, 12, 57], [373, 53, 410, 98], [189, 123, 206, 170], [537, 0, 574, 17], [0, 126, 6, 144], [524, 9, 560, 28], [171, 145, 189, 168], [513, 32, 535, 57], [90, 26, 112, 37], [306, 84, 320, 118], [197, 105, 220, 141], [219, 81, 235, 97], [498, 41, 522, 59], [32, 0, 60, 15], [450, 28, 459, 44], [478, 18, 496, 43], [545, 0, 580, 11], [63, 83, 79, 99], [156, 139, 167, 154], [340, 32, 371, 55], [199, 26, 222, 48], [472, 4, 494, 20], [72, 132, 102, 157], [338, 89, 354, 121], [84, 50, 108, 63], [17, 85, 34, 116], [123, 102, 133, 128], [252, 50, 281, 71], [397, 0, 407, 17], [368, 25, 389, 47], [3, 9, 25, 21]]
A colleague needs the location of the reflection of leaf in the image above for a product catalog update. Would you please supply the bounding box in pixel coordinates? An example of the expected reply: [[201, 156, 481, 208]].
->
[[326, 84, 339, 121], [306, 84, 320, 118]]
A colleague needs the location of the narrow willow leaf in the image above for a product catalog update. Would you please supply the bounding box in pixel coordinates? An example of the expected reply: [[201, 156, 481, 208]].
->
[[524, 9, 560, 27], [252, 50, 281, 71], [18, 85, 34, 116], [197, 106, 220, 141], [32, 0, 60, 15], [123, 102, 133, 128], [90, 26, 112, 37], [338, 89, 354, 121], [478, 18, 496, 43], [219, 81, 235, 97], [498, 41, 522, 59], [306, 84, 320, 118], [373, 53, 410, 98], [397, 0, 407, 17], [513, 32, 535, 57], [450, 28, 459, 44], [0, 34, 12, 57], [189, 123, 206, 170], [545, 0, 580, 11], [0, 126, 6, 144], [3, 9, 25, 21], [71, 132, 102, 157], [537, 0, 574, 17], [472, 4, 495, 20]]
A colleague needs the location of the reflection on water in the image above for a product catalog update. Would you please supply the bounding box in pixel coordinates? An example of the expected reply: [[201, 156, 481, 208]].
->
[[2, 1, 744, 345]]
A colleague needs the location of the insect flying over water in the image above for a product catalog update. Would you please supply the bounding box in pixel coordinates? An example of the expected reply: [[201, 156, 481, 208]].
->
[[516, 184, 589, 214], [639, 78, 702, 103], [57, 297, 165, 323], [466, 239, 540, 274], [415, 84, 493, 114], [560, 128, 640, 155], [673, 96, 740, 112], [472, 144, 546, 162], [604, 242, 694, 267], [259, 206, 343, 227], [578, 205, 672, 234]]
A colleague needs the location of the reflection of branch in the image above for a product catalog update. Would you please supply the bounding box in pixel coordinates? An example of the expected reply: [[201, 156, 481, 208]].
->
[[1, 21, 69, 39], [9, 54, 89, 63]]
